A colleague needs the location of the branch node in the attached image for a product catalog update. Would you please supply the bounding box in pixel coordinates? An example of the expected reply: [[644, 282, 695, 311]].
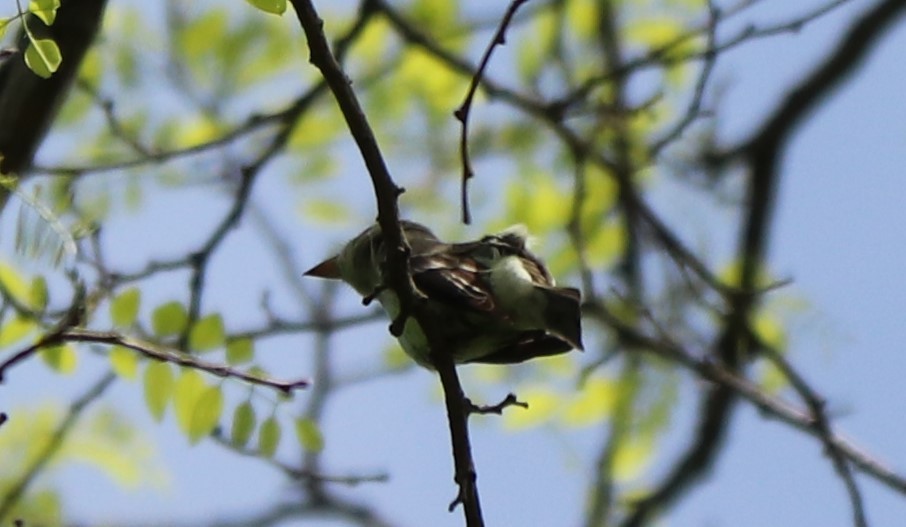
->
[[467, 393, 528, 416]]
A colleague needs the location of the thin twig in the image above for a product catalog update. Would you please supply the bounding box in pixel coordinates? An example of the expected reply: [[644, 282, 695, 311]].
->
[[452, 0, 530, 224]]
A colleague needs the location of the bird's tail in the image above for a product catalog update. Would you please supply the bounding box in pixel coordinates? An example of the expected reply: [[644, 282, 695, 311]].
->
[[539, 286, 584, 350]]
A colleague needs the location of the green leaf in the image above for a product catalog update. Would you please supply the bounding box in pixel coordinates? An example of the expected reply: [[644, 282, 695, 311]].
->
[[503, 386, 559, 431], [29, 0, 61, 25], [613, 438, 655, 481], [562, 376, 617, 427], [0, 19, 10, 41], [143, 362, 174, 421], [188, 314, 225, 352], [294, 418, 324, 453], [258, 416, 281, 457], [230, 401, 256, 447], [0, 262, 31, 306], [109, 345, 138, 380], [24, 38, 62, 79], [226, 338, 254, 365], [173, 369, 206, 437], [0, 315, 37, 347], [29, 276, 48, 311], [188, 386, 223, 444], [110, 288, 141, 327], [151, 301, 187, 337], [301, 200, 350, 225], [40, 344, 77, 373], [245, 0, 286, 15]]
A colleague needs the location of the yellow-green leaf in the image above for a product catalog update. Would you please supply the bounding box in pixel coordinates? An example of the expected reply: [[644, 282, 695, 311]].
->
[[188, 314, 225, 352], [173, 369, 206, 437], [562, 376, 617, 427], [246, 0, 286, 15], [29, 0, 61, 25], [40, 344, 77, 373], [226, 338, 254, 365], [230, 401, 256, 447], [294, 418, 324, 453], [613, 438, 655, 481], [301, 200, 350, 225], [151, 301, 187, 337], [503, 386, 559, 431], [258, 416, 281, 457], [0, 315, 37, 347], [109, 345, 138, 380], [110, 288, 141, 327], [0, 19, 10, 41], [29, 276, 48, 311], [143, 361, 174, 421], [24, 38, 62, 79], [0, 262, 31, 306], [188, 386, 223, 444]]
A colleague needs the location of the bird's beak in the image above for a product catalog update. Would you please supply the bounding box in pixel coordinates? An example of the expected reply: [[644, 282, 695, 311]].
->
[[304, 256, 341, 279]]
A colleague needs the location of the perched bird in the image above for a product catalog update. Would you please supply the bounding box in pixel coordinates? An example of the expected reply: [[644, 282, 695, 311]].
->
[[304, 220, 583, 368]]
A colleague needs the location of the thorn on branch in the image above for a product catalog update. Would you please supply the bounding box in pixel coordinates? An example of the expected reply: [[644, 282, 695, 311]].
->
[[448, 485, 466, 512], [466, 393, 528, 416]]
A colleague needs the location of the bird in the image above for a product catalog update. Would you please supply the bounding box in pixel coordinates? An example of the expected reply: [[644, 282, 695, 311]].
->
[[304, 220, 583, 368]]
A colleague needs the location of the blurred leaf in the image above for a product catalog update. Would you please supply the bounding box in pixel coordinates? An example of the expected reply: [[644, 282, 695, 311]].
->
[[143, 361, 174, 421], [246, 0, 286, 15], [0, 19, 9, 41], [173, 369, 206, 438], [566, 0, 596, 39], [189, 314, 225, 352], [562, 376, 617, 427], [226, 338, 254, 365], [398, 48, 463, 116], [613, 438, 655, 481], [173, 115, 222, 148], [503, 386, 560, 431], [230, 401, 256, 447], [504, 172, 571, 235], [189, 386, 223, 444], [0, 315, 37, 347], [258, 416, 281, 457], [110, 288, 141, 327], [0, 262, 32, 306], [29, 0, 61, 25], [179, 10, 227, 60], [41, 344, 77, 373], [302, 200, 350, 225], [294, 418, 324, 453], [752, 312, 787, 351], [29, 276, 48, 311], [24, 38, 62, 78], [151, 301, 188, 337], [109, 346, 139, 380]]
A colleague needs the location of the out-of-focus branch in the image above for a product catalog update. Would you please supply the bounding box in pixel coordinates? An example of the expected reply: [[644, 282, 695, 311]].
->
[[761, 345, 866, 527], [586, 301, 906, 498]]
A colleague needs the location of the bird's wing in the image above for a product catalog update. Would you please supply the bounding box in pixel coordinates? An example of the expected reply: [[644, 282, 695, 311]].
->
[[467, 330, 573, 364], [409, 251, 501, 315]]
